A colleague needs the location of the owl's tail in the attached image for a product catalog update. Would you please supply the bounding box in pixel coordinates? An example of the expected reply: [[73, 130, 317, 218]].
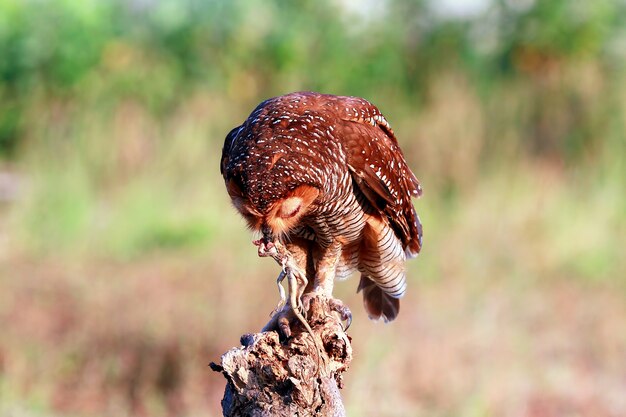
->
[[357, 275, 400, 323]]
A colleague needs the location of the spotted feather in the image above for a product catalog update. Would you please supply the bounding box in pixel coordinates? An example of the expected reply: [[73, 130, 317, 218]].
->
[[221, 91, 423, 323]]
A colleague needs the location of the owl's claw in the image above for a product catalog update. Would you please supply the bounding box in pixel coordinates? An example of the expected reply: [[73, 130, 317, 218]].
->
[[329, 298, 352, 331], [262, 296, 308, 341], [263, 304, 296, 339]]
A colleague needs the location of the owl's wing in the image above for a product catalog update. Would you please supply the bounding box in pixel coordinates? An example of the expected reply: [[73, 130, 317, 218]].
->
[[220, 125, 243, 178], [334, 98, 422, 257]]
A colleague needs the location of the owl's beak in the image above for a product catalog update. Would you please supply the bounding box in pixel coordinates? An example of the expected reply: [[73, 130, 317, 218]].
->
[[253, 225, 277, 257], [261, 224, 274, 241]]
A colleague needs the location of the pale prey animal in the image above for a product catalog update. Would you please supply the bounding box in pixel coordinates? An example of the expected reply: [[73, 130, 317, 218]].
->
[[220, 92, 422, 334]]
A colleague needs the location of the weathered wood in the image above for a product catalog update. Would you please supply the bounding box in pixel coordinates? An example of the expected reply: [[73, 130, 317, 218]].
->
[[211, 295, 352, 416]]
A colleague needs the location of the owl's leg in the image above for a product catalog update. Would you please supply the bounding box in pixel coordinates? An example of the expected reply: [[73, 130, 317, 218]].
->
[[303, 242, 352, 329], [312, 241, 341, 295]]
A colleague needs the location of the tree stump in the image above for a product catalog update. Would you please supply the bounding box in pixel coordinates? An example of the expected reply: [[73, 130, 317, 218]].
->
[[210, 295, 352, 416]]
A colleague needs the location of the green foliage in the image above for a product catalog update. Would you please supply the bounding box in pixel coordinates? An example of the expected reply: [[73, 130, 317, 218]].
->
[[1, 0, 624, 154], [1, 0, 625, 261]]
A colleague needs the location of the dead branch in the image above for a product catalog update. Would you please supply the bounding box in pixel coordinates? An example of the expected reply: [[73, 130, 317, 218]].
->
[[210, 295, 352, 416]]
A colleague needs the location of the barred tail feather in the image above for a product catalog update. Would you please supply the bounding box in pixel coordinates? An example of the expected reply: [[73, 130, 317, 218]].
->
[[357, 275, 400, 323]]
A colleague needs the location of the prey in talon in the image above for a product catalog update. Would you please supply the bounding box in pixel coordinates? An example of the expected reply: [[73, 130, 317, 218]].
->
[[253, 233, 311, 337], [220, 92, 423, 340]]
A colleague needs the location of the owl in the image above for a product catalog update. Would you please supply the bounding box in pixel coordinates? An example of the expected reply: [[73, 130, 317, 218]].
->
[[221, 92, 422, 326]]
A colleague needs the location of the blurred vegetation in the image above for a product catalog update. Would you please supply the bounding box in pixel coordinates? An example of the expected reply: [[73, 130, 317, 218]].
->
[[2, 0, 625, 154], [0, 0, 624, 257], [1, 0, 626, 416]]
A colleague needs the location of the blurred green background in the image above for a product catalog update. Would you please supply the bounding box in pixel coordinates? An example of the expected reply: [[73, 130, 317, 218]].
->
[[1, 0, 625, 416]]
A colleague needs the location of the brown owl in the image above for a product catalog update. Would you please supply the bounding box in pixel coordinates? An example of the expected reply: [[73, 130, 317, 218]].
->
[[221, 92, 422, 327]]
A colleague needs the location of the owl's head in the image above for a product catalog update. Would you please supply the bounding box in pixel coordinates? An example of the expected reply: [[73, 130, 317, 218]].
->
[[225, 178, 319, 242]]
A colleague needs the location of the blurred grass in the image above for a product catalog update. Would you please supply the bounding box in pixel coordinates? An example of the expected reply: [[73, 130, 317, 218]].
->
[[1, 0, 626, 416]]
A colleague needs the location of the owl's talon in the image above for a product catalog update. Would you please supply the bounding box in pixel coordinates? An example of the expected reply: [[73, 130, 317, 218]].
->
[[263, 305, 294, 340], [263, 303, 313, 341], [326, 296, 352, 331], [339, 308, 352, 331], [277, 313, 292, 339]]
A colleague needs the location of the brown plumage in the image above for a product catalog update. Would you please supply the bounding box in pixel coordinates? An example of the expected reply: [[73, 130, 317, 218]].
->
[[221, 92, 422, 323]]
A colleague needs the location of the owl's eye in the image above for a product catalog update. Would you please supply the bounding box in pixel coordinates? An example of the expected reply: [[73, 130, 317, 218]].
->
[[278, 197, 302, 218], [281, 204, 300, 218]]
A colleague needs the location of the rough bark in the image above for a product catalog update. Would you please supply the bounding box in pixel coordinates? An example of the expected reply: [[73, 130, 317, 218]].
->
[[210, 295, 352, 416]]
